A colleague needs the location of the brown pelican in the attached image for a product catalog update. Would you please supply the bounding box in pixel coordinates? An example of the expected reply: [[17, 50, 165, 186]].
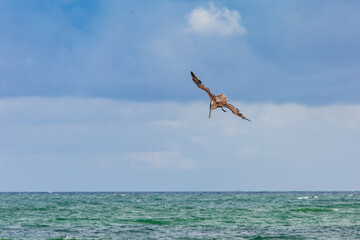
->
[[191, 71, 251, 121]]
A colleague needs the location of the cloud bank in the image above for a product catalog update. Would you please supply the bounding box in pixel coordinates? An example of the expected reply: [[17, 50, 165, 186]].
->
[[0, 97, 359, 191], [184, 3, 246, 36], [130, 151, 196, 170]]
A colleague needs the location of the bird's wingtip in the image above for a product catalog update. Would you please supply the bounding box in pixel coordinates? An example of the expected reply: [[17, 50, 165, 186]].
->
[[245, 117, 252, 122]]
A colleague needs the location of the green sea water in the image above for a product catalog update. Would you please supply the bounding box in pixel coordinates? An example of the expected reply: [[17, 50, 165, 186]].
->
[[0, 192, 359, 239]]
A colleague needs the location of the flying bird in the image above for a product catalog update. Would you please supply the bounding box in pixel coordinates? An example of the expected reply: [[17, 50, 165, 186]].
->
[[191, 71, 251, 121]]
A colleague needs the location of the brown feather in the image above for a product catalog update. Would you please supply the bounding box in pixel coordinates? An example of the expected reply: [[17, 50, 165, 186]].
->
[[223, 102, 251, 121], [191, 71, 251, 121], [191, 71, 215, 100]]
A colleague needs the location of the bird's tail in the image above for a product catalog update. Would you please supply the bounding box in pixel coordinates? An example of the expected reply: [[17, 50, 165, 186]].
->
[[209, 103, 212, 119]]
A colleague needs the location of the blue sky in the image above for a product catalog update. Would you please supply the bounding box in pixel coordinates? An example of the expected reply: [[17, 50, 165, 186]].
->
[[0, 1, 360, 191]]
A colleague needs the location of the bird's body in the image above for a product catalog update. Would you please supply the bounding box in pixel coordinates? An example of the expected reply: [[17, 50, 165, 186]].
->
[[191, 71, 251, 121]]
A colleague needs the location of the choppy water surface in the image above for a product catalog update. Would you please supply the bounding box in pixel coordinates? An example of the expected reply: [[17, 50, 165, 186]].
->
[[0, 192, 359, 239]]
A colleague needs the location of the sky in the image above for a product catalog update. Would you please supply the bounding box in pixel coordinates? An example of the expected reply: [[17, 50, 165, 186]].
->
[[0, 0, 359, 191]]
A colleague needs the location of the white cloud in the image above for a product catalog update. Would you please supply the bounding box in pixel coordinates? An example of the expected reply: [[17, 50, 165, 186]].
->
[[148, 119, 186, 128], [130, 151, 196, 170], [237, 147, 258, 159], [184, 3, 246, 36], [0, 97, 360, 191]]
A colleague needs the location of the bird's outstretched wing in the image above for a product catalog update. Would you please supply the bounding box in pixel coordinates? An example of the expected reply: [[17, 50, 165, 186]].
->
[[191, 71, 215, 100], [223, 102, 251, 121]]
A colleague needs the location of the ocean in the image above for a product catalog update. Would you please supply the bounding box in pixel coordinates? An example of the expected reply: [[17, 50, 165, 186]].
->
[[0, 192, 359, 239]]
